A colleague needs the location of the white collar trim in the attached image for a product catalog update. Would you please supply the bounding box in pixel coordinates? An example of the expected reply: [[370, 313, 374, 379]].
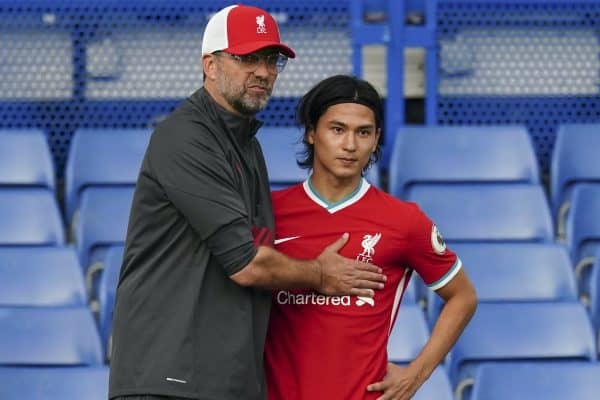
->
[[303, 177, 371, 214]]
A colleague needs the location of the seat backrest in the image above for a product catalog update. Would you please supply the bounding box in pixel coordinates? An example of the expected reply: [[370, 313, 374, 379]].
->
[[0, 247, 85, 307], [0, 129, 55, 189], [74, 187, 134, 271], [551, 123, 600, 217], [0, 366, 109, 400], [0, 307, 103, 366], [407, 184, 553, 242], [98, 245, 125, 353], [472, 362, 600, 400], [257, 127, 308, 190], [413, 366, 453, 400], [589, 249, 600, 342], [65, 128, 150, 220], [427, 243, 576, 322], [566, 184, 600, 262], [389, 125, 539, 198], [0, 188, 65, 246], [447, 302, 596, 386], [387, 304, 430, 363]]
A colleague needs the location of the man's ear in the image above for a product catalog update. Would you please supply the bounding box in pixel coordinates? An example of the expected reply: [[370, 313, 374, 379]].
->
[[307, 128, 315, 145], [202, 54, 218, 81]]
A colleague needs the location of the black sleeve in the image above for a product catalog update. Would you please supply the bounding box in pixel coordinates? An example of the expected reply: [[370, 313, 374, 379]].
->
[[148, 122, 257, 276]]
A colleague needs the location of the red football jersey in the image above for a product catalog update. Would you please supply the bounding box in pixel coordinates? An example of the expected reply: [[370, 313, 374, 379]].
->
[[265, 179, 461, 400]]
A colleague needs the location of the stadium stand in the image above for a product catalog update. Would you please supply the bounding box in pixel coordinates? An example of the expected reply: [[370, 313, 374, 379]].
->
[[565, 185, 600, 301], [0, 366, 109, 400], [448, 302, 596, 400], [427, 243, 576, 324], [257, 127, 307, 190], [0, 129, 55, 189], [407, 184, 554, 243], [73, 186, 134, 304], [551, 123, 600, 239], [0, 307, 103, 366], [98, 245, 125, 360], [0, 247, 86, 307], [471, 362, 600, 400], [65, 128, 150, 222], [388, 125, 539, 199], [0, 188, 65, 246]]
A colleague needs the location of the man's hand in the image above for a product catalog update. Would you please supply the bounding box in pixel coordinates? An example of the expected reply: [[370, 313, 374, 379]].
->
[[367, 363, 424, 400], [316, 233, 386, 298]]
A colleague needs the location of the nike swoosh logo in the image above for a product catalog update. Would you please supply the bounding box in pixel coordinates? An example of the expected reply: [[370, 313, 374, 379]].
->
[[274, 236, 301, 245]]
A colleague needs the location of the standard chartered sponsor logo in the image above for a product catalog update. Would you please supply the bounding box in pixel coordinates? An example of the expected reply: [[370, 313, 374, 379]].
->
[[276, 291, 351, 306], [276, 291, 375, 307]]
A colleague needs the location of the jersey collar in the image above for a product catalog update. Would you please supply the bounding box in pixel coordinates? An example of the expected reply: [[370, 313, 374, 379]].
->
[[303, 177, 371, 214]]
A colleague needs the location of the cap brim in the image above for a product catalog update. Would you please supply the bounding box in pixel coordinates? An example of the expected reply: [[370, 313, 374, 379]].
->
[[226, 41, 296, 58]]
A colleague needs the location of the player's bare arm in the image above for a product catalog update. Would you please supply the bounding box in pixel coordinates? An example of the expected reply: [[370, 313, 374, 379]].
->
[[231, 232, 386, 297], [367, 268, 477, 399]]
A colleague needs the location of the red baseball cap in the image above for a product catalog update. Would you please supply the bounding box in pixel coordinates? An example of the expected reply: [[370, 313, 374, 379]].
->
[[201, 4, 295, 58]]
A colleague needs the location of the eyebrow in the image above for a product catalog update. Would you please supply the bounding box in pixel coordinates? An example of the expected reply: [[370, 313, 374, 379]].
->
[[328, 120, 375, 130]]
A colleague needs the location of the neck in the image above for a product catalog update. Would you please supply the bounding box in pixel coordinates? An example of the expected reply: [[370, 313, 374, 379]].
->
[[309, 172, 362, 204]]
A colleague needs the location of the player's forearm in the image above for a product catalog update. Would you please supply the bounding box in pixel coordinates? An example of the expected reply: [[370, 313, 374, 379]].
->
[[409, 288, 477, 380], [230, 245, 321, 289]]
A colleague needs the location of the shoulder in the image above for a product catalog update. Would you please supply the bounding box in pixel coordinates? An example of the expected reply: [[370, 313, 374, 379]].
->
[[367, 186, 423, 217], [271, 184, 305, 211]]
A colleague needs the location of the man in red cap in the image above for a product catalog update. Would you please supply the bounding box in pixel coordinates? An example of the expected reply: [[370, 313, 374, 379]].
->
[[108, 4, 385, 400]]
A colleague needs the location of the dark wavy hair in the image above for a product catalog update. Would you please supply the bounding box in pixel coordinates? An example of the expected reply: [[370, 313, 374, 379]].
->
[[296, 75, 383, 172]]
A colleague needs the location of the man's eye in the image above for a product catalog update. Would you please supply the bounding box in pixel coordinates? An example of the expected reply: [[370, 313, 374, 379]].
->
[[241, 54, 259, 64]]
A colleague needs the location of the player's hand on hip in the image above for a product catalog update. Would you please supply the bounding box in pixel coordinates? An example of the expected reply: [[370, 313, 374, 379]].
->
[[316, 233, 386, 297], [367, 362, 422, 400]]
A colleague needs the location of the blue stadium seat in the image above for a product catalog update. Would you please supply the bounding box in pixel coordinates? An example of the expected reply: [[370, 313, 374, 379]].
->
[[0, 188, 65, 246], [448, 302, 596, 400], [0, 247, 85, 307], [64, 128, 150, 222], [551, 124, 600, 235], [413, 366, 453, 400], [407, 184, 553, 242], [0, 366, 109, 400], [565, 185, 600, 298], [0, 307, 103, 366], [389, 125, 539, 199], [98, 245, 125, 359], [256, 127, 308, 190], [589, 249, 600, 352], [0, 129, 55, 189], [427, 243, 576, 323], [472, 362, 600, 400], [388, 304, 429, 363], [73, 186, 134, 297]]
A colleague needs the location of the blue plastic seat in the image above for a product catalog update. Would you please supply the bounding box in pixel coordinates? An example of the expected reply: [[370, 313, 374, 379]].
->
[[427, 243, 576, 323], [588, 249, 600, 351], [0, 188, 65, 246], [98, 245, 125, 359], [0, 307, 103, 366], [448, 302, 596, 400], [407, 184, 553, 243], [551, 124, 600, 233], [387, 304, 429, 363], [0, 129, 55, 189], [256, 127, 308, 190], [565, 185, 600, 298], [413, 366, 453, 400], [472, 362, 600, 400], [65, 128, 150, 222], [389, 125, 539, 199], [0, 247, 85, 307], [0, 366, 109, 400], [73, 186, 133, 304]]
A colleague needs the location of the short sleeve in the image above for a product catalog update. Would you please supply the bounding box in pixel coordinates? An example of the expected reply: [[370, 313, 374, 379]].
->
[[404, 205, 462, 291], [148, 123, 257, 275]]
